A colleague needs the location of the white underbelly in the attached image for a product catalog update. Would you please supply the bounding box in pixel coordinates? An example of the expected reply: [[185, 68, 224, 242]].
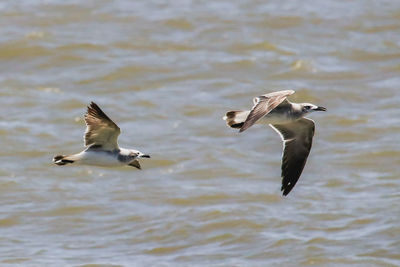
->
[[77, 151, 124, 167]]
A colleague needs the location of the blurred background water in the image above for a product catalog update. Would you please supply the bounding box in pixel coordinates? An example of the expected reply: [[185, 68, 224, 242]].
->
[[0, 0, 400, 266]]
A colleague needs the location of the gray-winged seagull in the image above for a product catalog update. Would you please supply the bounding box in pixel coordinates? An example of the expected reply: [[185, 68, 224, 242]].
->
[[223, 90, 326, 196], [53, 102, 150, 169]]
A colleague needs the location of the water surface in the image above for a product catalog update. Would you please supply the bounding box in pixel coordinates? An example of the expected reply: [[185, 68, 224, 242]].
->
[[1, 0, 400, 266]]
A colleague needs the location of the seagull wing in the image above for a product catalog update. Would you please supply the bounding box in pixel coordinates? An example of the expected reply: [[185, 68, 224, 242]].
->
[[128, 160, 141, 169], [240, 90, 295, 132], [84, 102, 121, 151], [270, 118, 315, 196]]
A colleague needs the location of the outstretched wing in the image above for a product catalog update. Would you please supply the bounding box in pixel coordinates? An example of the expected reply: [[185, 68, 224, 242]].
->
[[240, 90, 295, 132], [270, 118, 315, 196], [84, 102, 121, 151]]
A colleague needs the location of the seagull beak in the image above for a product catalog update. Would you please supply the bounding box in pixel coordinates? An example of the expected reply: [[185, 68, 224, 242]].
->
[[314, 106, 327, 111], [140, 154, 151, 158]]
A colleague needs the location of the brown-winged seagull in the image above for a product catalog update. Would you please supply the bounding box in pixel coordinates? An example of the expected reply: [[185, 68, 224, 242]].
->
[[53, 102, 150, 169], [223, 90, 326, 196]]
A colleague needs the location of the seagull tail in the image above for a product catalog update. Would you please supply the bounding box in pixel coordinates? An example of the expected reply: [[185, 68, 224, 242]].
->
[[223, 110, 250, 129], [53, 155, 75, 166]]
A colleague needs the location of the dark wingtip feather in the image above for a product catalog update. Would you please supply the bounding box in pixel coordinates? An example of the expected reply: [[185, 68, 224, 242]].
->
[[86, 101, 114, 123], [281, 186, 293, 196], [88, 101, 96, 110], [88, 102, 100, 114], [281, 176, 299, 196], [230, 122, 244, 129]]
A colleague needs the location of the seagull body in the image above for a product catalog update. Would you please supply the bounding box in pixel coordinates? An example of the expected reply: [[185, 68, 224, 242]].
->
[[53, 102, 150, 169], [223, 90, 326, 196]]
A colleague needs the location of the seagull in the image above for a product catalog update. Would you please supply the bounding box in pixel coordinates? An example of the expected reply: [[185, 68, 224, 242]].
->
[[53, 102, 150, 169], [223, 90, 326, 196]]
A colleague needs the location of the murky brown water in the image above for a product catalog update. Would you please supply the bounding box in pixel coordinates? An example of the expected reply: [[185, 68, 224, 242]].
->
[[1, 0, 400, 266]]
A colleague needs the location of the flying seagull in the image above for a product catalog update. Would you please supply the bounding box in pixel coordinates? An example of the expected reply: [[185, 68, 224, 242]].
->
[[53, 102, 150, 169], [223, 90, 326, 196]]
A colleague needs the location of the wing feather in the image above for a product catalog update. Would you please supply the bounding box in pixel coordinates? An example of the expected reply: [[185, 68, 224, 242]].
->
[[270, 118, 315, 196], [84, 102, 121, 151], [240, 90, 295, 132]]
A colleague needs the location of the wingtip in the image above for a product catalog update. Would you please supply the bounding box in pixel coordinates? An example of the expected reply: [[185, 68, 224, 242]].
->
[[281, 184, 294, 196], [89, 101, 98, 108], [87, 102, 94, 111], [281, 189, 289, 197], [238, 124, 248, 133], [86, 102, 105, 117]]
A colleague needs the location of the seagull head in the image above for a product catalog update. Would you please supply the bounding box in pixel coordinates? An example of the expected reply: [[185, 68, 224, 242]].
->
[[301, 103, 327, 113], [129, 150, 151, 159]]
